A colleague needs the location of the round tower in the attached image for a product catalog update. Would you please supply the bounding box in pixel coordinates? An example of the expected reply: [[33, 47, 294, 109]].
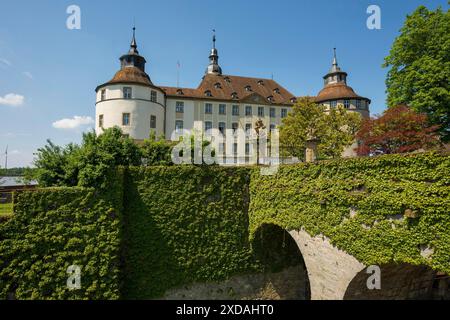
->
[[315, 48, 370, 119], [95, 28, 165, 141]]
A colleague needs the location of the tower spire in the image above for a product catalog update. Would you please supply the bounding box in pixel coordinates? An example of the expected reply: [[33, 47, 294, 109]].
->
[[332, 48, 337, 67], [205, 29, 222, 75], [324, 47, 347, 85], [119, 25, 147, 71], [129, 26, 138, 54]]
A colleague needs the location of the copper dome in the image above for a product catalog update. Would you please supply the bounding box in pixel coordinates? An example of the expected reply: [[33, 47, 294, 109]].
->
[[315, 83, 370, 103]]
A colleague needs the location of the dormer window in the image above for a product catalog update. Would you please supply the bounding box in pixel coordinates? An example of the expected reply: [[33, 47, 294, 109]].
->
[[273, 88, 280, 94], [224, 76, 231, 83], [231, 92, 238, 99], [214, 82, 222, 89], [267, 95, 274, 103], [204, 90, 212, 97], [290, 97, 297, 103], [257, 80, 264, 86], [245, 85, 252, 92], [176, 89, 184, 95]]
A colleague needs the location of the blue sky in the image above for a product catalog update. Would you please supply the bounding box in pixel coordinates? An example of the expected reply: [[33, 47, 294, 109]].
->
[[0, 0, 448, 167]]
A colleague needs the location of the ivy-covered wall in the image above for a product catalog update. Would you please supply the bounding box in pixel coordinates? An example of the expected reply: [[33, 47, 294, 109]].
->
[[1, 152, 449, 299], [249, 152, 450, 274], [121, 166, 261, 299], [0, 170, 124, 299]]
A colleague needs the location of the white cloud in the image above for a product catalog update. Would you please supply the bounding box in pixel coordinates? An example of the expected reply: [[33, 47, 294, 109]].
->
[[23, 71, 33, 79], [0, 58, 11, 67], [52, 116, 94, 130], [0, 93, 25, 106]]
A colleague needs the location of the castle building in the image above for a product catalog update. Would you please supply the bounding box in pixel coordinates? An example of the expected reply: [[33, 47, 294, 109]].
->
[[95, 29, 370, 157]]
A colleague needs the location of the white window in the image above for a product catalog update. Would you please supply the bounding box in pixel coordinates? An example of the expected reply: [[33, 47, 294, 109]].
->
[[176, 101, 184, 113], [205, 121, 212, 132], [232, 122, 238, 133], [101, 89, 106, 101], [258, 107, 264, 117], [150, 90, 157, 102], [245, 123, 252, 132], [99, 114, 104, 127], [270, 108, 276, 118], [281, 109, 287, 118], [205, 103, 212, 114], [245, 143, 250, 155], [175, 120, 183, 133], [218, 122, 226, 134], [123, 87, 132, 99], [344, 100, 350, 109], [150, 115, 156, 129], [356, 100, 362, 109], [219, 104, 226, 115], [270, 124, 276, 131], [245, 106, 252, 116], [232, 105, 239, 116], [122, 113, 130, 126], [330, 101, 337, 108]]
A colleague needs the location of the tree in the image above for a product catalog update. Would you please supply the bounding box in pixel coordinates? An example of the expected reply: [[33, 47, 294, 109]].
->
[[34, 127, 142, 188], [383, 5, 450, 141], [33, 140, 80, 187], [75, 127, 142, 188], [279, 97, 361, 160], [355, 105, 441, 156], [141, 131, 175, 166]]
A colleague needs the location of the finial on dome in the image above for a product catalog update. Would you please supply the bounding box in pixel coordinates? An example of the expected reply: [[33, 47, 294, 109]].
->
[[129, 26, 138, 54], [205, 29, 222, 75]]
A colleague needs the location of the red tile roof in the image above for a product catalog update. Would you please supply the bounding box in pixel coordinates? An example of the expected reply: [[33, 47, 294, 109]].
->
[[161, 74, 296, 105]]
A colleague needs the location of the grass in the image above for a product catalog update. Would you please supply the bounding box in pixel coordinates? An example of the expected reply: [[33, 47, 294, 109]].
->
[[0, 202, 14, 218]]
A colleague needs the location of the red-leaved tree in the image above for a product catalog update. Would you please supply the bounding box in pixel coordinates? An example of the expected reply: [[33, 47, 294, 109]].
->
[[355, 105, 441, 156]]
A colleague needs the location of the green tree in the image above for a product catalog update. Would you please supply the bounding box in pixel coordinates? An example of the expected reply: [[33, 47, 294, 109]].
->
[[33, 140, 80, 187], [279, 97, 361, 160], [141, 131, 175, 166], [34, 127, 142, 188], [75, 127, 142, 188], [384, 5, 450, 141]]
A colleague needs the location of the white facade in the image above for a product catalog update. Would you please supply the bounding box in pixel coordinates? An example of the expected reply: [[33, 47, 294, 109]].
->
[[95, 84, 165, 140]]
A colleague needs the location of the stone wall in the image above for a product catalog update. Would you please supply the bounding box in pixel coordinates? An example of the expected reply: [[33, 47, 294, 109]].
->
[[162, 265, 309, 300], [344, 264, 436, 300], [289, 229, 365, 300]]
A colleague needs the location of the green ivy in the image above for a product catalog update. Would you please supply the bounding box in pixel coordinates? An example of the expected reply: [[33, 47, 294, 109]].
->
[[0, 169, 124, 299], [249, 151, 450, 274], [1, 152, 449, 300]]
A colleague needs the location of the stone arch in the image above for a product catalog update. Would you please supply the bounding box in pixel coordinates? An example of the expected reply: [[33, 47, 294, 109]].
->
[[288, 229, 365, 300], [252, 223, 311, 300], [344, 263, 449, 300]]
